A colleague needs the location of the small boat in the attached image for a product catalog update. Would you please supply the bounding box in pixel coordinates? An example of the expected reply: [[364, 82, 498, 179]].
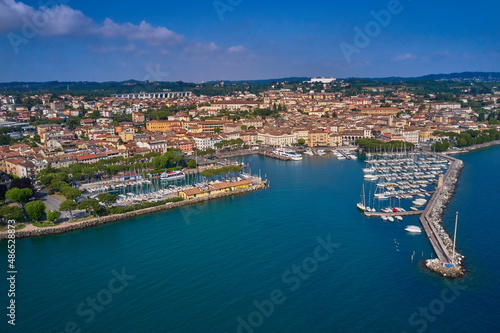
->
[[303, 150, 314, 156], [410, 207, 418, 211], [274, 148, 303, 160], [316, 150, 326, 156], [395, 216, 403, 221], [364, 174, 379, 181], [357, 184, 366, 211], [387, 216, 395, 222], [381, 216, 388, 221], [412, 199, 427, 206], [405, 225, 422, 233], [161, 171, 186, 181]]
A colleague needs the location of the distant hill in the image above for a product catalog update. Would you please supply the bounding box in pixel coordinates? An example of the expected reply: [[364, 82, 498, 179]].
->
[[360, 72, 500, 82], [0, 72, 498, 95], [204, 77, 311, 84]]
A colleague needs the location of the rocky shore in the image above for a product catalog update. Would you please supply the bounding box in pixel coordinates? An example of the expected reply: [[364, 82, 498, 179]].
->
[[443, 139, 500, 155], [423, 154, 466, 278], [0, 183, 267, 240]]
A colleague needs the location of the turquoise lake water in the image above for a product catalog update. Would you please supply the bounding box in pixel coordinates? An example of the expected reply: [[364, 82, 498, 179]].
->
[[2, 146, 500, 333]]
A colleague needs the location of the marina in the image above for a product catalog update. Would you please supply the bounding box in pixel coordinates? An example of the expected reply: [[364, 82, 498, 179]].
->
[[357, 150, 465, 276]]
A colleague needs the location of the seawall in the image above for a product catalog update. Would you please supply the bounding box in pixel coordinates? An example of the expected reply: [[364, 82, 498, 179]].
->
[[420, 153, 465, 277], [0, 183, 267, 240]]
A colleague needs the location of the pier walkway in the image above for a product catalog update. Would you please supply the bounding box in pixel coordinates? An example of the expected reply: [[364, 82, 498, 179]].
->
[[338, 150, 352, 159], [258, 151, 291, 160], [418, 153, 461, 264], [364, 210, 422, 217]]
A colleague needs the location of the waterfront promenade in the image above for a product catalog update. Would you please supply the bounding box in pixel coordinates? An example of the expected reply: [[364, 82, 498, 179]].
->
[[0, 182, 267, 240], [418, 153, 465, 275]]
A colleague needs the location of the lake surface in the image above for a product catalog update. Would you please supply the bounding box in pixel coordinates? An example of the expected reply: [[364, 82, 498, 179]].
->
[[2, 146, 500, 333]]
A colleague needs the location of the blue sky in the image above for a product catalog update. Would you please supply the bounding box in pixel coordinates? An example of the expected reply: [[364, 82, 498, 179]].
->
[[0, 0, 499, 82]]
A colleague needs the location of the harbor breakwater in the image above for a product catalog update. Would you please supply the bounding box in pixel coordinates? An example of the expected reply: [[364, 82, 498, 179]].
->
[[0, 183, 267, 240], [420, 153, 465, 278]]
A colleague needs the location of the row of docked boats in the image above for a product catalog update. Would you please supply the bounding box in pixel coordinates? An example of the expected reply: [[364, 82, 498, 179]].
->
[[85, 179, 153, 193], [357, 153, 446, 235], [274, 148, 358, 160]]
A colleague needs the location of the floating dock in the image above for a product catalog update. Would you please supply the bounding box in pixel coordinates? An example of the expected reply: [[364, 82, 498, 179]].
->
[[259, 151, 291, 161], [364, 210, 422, 217]]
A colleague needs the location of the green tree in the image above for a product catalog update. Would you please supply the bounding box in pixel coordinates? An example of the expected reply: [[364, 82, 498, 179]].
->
[[0, 205, 24, 221], [5, 188, 33, 207], [66, 117, 80, 130], [89, 111, 100, 119], [0, 185, 8, 200], [188, 159, 197, 169], [78, 199, 103, 216], [298, 138, 306, 145], [97, 193, 118, 208], [488, 117, 499, 125], [62, 187, 82, 202], [25, 200, 46, 221], [214, 127, 221, 133], [60, 200, 78, 221], [47, 210, 60, 222]]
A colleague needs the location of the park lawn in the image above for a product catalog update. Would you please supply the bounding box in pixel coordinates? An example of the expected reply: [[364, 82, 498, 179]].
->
[[0, 224, 26, 231], [32, 221, 57, 228], [69, 216, 94, 223]]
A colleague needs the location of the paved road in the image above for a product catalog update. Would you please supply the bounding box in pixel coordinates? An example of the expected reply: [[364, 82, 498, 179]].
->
[[34, 191, 62, 211], [34, 191, 89, 222]]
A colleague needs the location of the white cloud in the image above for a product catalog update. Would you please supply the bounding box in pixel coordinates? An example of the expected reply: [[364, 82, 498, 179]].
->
[[183, 42, 220, 55], [0, 0, 183, 46], [100, 19, 183, 46], [0, 0, 94, 36], [0, 0, 35, 33], [228, 45, 245, 53], [88, 43, 137, 54], [393, 53, 416, 62], [1, 0, 243, 59]]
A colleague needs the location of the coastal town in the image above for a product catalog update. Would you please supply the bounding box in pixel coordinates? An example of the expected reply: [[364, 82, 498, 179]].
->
[[3, 0, 500, 331], [0, 79, 499, 275], [0, 79, 499, 222]]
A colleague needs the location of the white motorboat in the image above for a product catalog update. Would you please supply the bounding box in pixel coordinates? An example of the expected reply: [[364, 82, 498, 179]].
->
[[303, 150, 314, 156], [161, 171, 186, 181], [405, 225, 422, 233], [274, 148, 303, 160], [364, 174, 378, 181]]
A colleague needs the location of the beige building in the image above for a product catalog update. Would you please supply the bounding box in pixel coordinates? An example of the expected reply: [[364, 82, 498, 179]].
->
[[308, 130, 329, 147], [257, 131, 297, 146]]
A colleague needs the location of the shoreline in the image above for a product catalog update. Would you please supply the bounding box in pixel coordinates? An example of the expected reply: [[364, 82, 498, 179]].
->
[[0, 183, 267, 240], [441, 139, 500, 155], [419, 153, 465, 278]]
